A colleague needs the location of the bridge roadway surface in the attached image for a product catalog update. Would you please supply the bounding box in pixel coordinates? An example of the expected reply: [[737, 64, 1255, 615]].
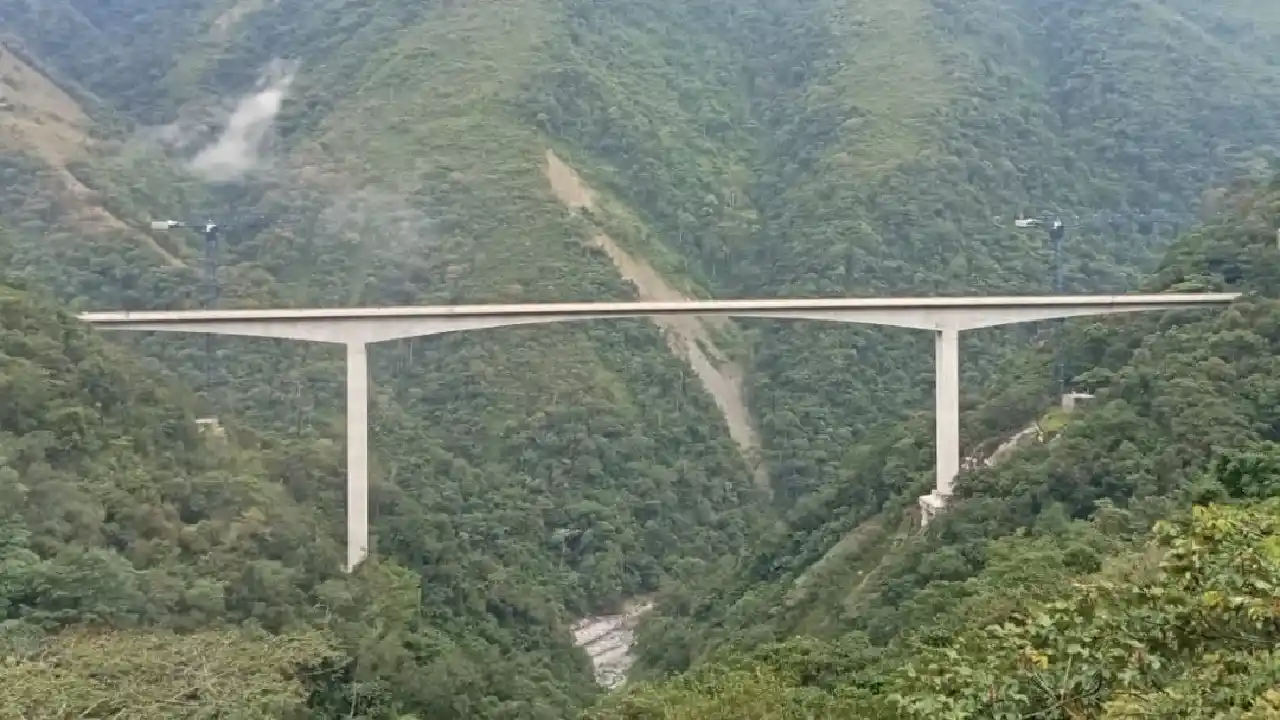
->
[[80, 292, 1240, 571]]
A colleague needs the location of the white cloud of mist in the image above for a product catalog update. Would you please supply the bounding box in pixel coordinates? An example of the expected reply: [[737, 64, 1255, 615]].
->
[[237, 183, 450, 302], [187, 59, 298, 183], [125, 59, 450, 277], [314, 187, 443, 257]]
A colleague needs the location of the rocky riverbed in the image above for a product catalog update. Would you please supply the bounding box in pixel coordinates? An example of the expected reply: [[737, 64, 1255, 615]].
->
[[571, 600, 654, 689]]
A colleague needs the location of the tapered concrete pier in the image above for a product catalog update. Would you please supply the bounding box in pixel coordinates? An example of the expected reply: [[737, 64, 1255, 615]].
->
[[346, 342, 369, 572], [922, 327, 961, 524]]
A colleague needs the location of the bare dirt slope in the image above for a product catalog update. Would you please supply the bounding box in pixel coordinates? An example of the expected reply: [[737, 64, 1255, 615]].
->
[[544, 149, 767, 489], [212, 0, 275, 35], [0, 43, 183, 266]]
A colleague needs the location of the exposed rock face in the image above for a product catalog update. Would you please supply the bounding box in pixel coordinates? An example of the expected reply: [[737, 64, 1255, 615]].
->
[[571, 600, 654, 689]]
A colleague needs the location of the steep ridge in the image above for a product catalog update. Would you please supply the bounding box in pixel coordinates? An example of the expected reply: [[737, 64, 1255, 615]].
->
[[0, 1, 199, 124], [596, 498, 1280, 717], [0, 271, 605, 716], [0, 273, 342, 628], [543, 149, 767, 490], [1, 0, 1279, 715], [4, 0, 761, 602], [631, 175, 1280, 682], [0, 42, 182, 266], [527, 0, 1280, 507], [0, 2, 765, 714]]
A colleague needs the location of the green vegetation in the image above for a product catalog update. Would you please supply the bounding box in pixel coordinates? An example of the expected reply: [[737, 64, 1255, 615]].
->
[[2, 0, 1280, 716], [526, 0, 1280, 505], [0, 629, 339, 718], [593, 495, 1280, 718], [0, 0, 767, 619], [618, 177, 1280, 714], [0, 274, 616, 715]]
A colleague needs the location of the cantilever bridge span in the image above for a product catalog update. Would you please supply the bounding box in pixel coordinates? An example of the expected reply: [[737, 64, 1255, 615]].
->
[[80, 293, 1239, 571]]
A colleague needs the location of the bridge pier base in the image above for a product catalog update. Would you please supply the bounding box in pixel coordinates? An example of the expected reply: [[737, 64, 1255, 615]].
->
[[919, 491, 948, 527], [346, 342, 370, 572]]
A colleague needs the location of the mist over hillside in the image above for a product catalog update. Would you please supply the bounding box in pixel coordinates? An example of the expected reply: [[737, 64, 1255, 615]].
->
[[1, 0, 1278, 716]]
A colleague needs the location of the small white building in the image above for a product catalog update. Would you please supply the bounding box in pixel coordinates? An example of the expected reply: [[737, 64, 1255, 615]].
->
[[1061, 392, 1096, 413]]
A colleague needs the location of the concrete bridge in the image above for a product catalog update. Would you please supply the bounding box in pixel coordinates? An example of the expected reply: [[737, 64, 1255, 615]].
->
[[79, 293, 1239, 571]]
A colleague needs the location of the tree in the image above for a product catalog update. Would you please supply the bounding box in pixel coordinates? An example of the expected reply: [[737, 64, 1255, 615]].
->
[[0, 628, 339, 718], [884, 499, 1280, 718]]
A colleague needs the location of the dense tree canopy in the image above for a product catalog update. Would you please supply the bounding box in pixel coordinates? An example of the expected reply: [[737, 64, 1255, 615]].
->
[[594, 492, 1280, 718], [0, 276, 605, 716], [623, 178, 1280, 714], [0, 629, 339, 718]]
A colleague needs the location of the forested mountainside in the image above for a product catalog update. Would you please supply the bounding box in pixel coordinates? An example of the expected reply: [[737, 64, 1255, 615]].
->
[[0, 274, 606, 716], [598, 178, 1280, 719], [1, 0, 1279, 716], [1, 0, 764, 671], [526, 0, 1280, 501]]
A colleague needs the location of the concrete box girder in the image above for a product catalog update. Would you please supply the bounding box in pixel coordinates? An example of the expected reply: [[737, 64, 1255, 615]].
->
[[80, 294, 1235, 343]]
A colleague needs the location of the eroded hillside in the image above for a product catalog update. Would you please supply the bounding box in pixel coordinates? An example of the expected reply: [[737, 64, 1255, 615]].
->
[[0, 41, 182, 265], [543, 148, 767, 489]]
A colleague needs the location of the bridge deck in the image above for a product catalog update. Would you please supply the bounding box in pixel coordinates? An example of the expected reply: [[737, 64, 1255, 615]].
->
[[79, 292, 1240, 324]]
